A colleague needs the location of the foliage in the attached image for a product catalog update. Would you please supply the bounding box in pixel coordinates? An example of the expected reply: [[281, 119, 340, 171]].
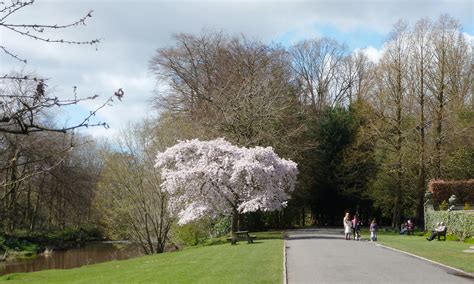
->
[[171, 219, 213, 246], [171, 224, 206, 246], [444, 148, 474, 180], [465, 203, 471, 210], [0, 226, 102, 258], [96, 122, 173, 254], [155, 138, 298, 232], [0, 235, 39, 256], [304, 106, 377, 224], [170, 215, 232, 246], [439, 200, 449, 210], [0, 133, 103, 234], [425, 210, 474, 241]]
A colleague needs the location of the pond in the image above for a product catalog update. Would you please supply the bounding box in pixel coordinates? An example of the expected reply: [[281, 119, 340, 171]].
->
[[0, 242, 144, 276]]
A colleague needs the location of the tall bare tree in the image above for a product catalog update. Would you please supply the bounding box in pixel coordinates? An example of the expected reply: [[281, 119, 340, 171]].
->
[[96, 122, 174, 254], [150, 32, 306, 156], [427, 15, 465, 178], [409, 18, 432, 220], [375, 20, 410, 227], [290, 38, 349, 112]]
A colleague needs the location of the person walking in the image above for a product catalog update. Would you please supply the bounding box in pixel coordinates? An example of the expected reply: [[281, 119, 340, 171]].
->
[[343, 212, 352, 240], [370, 219, 379, 242]]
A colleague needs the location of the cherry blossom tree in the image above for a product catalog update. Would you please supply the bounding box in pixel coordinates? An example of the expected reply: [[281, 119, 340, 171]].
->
[[155, 138, 298, 233]]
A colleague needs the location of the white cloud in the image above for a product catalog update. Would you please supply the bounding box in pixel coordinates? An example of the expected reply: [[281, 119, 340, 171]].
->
[[357, 46, 385, 63], [1, 0, 472, 138], [463, 32, 474, 46]]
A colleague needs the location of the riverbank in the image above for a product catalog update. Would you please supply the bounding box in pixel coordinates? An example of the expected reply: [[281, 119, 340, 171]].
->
[[0, 231, 283, 283], [0, 242, 142, 277], [0, 227, 103, 261]]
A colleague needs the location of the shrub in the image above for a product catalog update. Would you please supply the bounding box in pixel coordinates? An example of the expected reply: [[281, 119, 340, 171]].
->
[[171, 219, 212, 246], [210, 216, 231, 238], [425, 210, 474, 241], [439, 200, 449, 210], [465, 202, 471, 210], [0, 235, 39, 255]]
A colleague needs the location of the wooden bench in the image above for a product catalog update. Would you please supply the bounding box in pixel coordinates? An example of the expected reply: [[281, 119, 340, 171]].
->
[[226, 231, 256, 245], [437, 227, 447, 241]]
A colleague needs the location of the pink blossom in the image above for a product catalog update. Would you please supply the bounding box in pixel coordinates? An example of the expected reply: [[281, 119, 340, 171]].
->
[[155, 138, 298, 224]]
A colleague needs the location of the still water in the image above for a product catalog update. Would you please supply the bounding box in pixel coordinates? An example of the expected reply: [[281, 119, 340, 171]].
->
[[0, 242, 143, 276]]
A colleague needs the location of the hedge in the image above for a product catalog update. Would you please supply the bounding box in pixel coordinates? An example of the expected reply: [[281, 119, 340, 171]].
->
[[428, 179, 474, 208], [425, 210, 474, 241]]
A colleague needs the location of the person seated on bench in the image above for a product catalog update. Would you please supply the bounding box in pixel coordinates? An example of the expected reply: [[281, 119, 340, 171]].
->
[[400, 222, 408, 235], [437, 225, 448, 241], [406, 219, 414, 235], [426, 222, 446, 241]]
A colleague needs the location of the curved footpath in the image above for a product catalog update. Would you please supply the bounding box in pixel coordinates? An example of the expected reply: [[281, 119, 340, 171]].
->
[[285, 228, 472, 284]]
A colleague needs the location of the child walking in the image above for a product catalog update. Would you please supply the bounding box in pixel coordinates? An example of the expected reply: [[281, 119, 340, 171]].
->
[[370, 219, 378, 242]]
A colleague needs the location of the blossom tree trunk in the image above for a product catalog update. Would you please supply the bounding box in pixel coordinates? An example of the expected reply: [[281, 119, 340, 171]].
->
[[231, 208, 239, 235]]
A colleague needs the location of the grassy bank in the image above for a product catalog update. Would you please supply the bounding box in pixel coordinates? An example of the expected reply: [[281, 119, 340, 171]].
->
[[375, 233, 474, 273], [0, 231, 283, 283]]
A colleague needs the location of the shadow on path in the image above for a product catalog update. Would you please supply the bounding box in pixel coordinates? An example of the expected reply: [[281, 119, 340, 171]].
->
[[286, 235, 344, 241]]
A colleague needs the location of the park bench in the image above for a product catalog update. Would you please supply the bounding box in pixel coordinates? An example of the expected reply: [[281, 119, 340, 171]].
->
[[437, 227, 447, 241], [226, 231, 256, 245]]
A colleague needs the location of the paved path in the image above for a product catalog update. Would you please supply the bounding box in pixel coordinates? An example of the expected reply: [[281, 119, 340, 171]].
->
[[285, 228, 472, 284]]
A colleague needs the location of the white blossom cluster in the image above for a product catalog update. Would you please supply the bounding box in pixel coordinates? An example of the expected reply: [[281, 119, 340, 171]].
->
[[155, 138, 298, 225]]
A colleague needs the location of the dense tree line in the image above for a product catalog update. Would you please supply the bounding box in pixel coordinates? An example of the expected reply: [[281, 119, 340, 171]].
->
[[149, 14, 472, 228], [0, 127, 102, 234]]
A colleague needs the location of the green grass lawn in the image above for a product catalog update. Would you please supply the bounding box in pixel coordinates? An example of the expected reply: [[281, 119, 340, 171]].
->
[[374, 232, 474, 273], [0, 232, 283, 284]]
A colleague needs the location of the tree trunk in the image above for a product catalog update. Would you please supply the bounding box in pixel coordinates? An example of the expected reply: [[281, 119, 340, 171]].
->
[[392, 51, 403, 229], [416, 44, 427, 221], [231, 208, 239, 234], [434, 49, 446, 179], [6, 147, 20, 234]]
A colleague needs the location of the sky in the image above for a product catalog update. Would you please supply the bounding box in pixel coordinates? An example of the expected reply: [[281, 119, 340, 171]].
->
[[1, 0, 473, 138]]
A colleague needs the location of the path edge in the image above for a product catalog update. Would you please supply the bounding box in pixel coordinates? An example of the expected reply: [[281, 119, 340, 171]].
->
[[374, 242, 474, 279], [283, 231, 288, 284]]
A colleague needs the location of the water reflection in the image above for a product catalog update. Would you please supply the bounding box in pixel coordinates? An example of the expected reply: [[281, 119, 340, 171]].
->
[[0, 242, 143, 276]]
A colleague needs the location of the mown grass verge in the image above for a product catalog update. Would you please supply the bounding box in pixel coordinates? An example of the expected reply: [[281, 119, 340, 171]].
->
[[374, 232, 474, 273], [0, 231, 283, 284]]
